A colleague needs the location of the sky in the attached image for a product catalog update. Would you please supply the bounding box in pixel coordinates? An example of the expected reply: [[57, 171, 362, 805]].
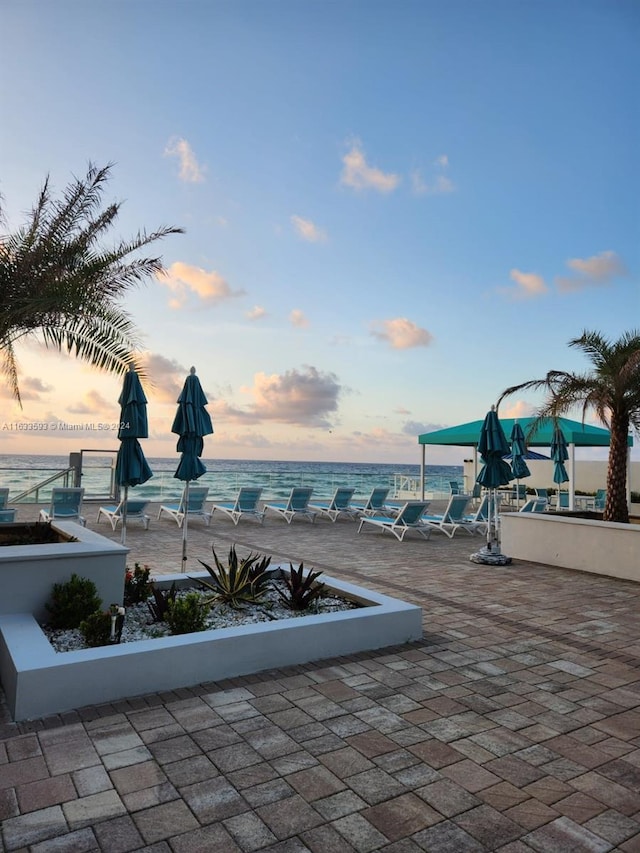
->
[[1, 0, 639, 466]]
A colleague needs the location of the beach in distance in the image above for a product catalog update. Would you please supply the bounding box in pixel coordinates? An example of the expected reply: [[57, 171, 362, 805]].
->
[[0, 453, 463, 503]]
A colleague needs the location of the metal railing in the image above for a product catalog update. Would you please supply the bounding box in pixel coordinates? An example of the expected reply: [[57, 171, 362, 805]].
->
[[2, 459, 462, 505], [11, 467, 75, 504]]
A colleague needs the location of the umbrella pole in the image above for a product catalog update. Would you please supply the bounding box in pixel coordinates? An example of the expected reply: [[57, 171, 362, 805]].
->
[[121, 486, 128, 546], [181, 481, 190, 572], [471, 488, 511, 565]]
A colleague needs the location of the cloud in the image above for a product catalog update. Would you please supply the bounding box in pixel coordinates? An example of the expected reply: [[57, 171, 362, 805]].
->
[[370, 318, 433, 349], [411, 155, 455, 196], [216, 366, 341, 428], [498, 400, 535, 419], [555, 250, 627, 292], [246, 305, 267, 320], [291, 215, 327, 243], [0, 376, 53, 401], [402, 420, 445, 436], [68, 390, 114, 415], [250, 367, 340, 427], [158, 262, 245, 309], [340, 141, 400, 193], [289, 309, 309, 328], [163, 137, 205, 183], [139, 352, 188, 403], [502, 269, 549, 300]]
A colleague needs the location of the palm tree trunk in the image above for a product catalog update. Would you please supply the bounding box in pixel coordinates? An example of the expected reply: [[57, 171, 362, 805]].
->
[[606, 417, 630, 523]]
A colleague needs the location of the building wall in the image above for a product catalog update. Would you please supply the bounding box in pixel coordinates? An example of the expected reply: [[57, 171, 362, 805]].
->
[[462, 459, 640, 493]]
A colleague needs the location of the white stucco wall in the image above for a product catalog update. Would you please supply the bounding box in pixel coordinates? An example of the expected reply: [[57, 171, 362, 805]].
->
[[463, 459, 640, 494]]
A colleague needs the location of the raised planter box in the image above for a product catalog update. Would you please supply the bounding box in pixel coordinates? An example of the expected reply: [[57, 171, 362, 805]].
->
[[501, 512, 640, 582], [0, 570, 422, 721], [1, 521, 128, 620]]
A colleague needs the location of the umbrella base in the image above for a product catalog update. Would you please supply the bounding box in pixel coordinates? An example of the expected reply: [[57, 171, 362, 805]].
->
[[470, 545, 512, 566]]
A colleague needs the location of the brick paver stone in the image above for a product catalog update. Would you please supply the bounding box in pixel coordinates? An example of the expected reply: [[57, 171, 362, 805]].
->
[[362, 791, 442, 840], [523, 815, 613, 852], [132, 799, 200, 844]]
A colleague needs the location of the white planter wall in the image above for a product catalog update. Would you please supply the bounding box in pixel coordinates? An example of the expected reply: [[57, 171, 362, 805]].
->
[[0, 572, 422, 721], [1, 522, 128, 620], [501, 513, 640, 582]]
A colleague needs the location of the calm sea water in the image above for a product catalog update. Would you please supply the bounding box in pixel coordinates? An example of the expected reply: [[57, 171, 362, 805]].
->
[[0, 453, 463, 503]]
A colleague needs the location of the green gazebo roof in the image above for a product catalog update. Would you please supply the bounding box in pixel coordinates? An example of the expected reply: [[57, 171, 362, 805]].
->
[[418, 416, 633, 448]]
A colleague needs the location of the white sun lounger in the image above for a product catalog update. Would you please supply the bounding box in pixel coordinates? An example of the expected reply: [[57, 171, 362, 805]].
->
[[210, 487, 265, 526], [357, 500, 432, 541]]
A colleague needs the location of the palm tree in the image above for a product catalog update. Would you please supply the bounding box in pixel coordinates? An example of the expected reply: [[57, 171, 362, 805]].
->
[[498, 330, 640, 523], [0, 162, 183, 404]]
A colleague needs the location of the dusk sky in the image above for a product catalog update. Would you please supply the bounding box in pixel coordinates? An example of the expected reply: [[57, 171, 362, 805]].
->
[[1, 0, 638, 465]]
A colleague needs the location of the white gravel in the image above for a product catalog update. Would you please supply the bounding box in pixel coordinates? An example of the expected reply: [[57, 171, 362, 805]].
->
[[42, 580, 359, 652]]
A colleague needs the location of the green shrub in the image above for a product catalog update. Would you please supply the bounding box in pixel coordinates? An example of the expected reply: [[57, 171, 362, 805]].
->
[[166, 593, 208, 635], [79, 611, 112, 647], [195, 544, 272, 609], [124, 563, 152, 605], [276, 562, 326, 611], [46, 574, 102, 630], [79, 604, 125, 647]]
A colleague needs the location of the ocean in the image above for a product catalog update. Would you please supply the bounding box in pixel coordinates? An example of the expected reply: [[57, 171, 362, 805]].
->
[[0, 453, 463, 504]]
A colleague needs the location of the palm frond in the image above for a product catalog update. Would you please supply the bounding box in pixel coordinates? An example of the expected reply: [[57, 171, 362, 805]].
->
[[0, 163, 183, 402]]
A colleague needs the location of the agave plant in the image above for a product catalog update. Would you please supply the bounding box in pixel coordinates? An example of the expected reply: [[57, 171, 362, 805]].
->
[[276, 562, 326, 611], [194, 544, 272, 609]]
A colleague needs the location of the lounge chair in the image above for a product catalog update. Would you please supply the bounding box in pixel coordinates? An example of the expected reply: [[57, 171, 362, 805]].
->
[[0, 489, 14, 522], [421, 494, 478, 538], [157, 486, 211, 528], [309, 487, 360, 523], [463, 494, 490, 535], [357, 500, 432, 541], [351, 487, 392, 517], [519, 497, 547, 513], [535, 488, 549, 501], [351, 487, 403, 517], [97, 498, 151, 531], [594, 489, 606, 511], [210, 487, 265, 526], [39, 487, 86, 526], [264, 487, 316, 524], [449, 480, 462, 495]]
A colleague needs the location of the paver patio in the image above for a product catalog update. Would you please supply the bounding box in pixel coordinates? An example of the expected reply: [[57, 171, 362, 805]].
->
[[1, 501, 640, 851]]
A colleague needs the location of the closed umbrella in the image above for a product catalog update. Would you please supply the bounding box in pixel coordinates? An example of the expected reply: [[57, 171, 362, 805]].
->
[[171, 367, 213, 570], [115, 367, 153, 544], [509, 421, 531, 509], [471, 406, 513, 566], [551, 424, 570, 507]]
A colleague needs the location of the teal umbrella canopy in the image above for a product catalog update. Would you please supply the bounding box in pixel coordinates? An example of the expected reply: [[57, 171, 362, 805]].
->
[[115, 368, 152, 489], [509, 422, 531, 481], [171, 367, 214, 571], [471, 408, 513, 566], [476, 408, 513, 489], [114, 368, 153, 544], [551, 425, 570, 484], [171, 367, 214, 483]]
